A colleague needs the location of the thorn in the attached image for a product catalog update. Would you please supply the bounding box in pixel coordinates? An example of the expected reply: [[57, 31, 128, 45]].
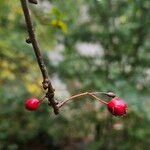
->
[[28, 0, 38, 4]]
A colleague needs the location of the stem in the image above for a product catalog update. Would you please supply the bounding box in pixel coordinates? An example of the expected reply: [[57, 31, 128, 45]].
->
[[20, 0, 59, 114], [57, 92, 108, 108], [57, 92, 88, 108], [88, 93, 108, 105], [39, 95, 46, 103], [91, 91, 116, 98]]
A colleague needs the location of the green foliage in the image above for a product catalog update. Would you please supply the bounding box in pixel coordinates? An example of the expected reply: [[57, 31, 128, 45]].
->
[[0, 0, 150, 149]]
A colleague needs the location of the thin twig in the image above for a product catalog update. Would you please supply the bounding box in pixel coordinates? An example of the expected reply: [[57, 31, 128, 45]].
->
[[88, 93, 108, 105], [57, 92, 108, 108], [39, 95, 46, 103], [20, 0, 59, 114], [91, 91, 116, 98], [57, 92, 88, 108]]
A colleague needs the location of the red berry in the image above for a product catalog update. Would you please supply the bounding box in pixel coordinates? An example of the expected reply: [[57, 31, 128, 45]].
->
[[25, 98, 40, 111], [107, 97, 127, 116]]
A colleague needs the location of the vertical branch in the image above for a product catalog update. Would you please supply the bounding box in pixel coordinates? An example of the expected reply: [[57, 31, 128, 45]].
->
[[20, 0, 48, 80], [20, 0, 59, 114]]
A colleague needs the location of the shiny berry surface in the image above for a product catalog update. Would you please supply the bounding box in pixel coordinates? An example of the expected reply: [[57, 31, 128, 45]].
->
[[107, 97, 127, 116], [25, 98, 40, 111]]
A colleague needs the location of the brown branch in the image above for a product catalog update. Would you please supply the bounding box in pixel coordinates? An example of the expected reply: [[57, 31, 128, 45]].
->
[[88, 93, 108, 104], [20, 0, 59, 114]]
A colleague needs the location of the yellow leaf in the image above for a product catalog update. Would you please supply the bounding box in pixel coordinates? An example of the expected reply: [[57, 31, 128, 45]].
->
[[50, 19, 67, 33]]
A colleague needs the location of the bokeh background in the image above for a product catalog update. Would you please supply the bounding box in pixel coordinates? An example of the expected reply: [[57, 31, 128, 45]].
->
[[0, 0, 150, 149]]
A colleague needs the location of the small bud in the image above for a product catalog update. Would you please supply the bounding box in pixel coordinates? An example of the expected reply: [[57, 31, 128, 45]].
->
[[28, 0, 38, 4], [26, 37, 31, 44]]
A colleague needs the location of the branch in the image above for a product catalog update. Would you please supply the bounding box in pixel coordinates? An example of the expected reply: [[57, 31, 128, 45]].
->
[[20, 0, 59, 114], [20, 0, 116, 115]]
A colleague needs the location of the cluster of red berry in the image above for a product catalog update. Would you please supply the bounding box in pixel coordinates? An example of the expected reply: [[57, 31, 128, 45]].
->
[[24, 96, 127, 116]]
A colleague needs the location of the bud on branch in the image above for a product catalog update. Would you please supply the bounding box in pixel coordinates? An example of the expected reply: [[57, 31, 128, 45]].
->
[[28, 0, 38, 4]]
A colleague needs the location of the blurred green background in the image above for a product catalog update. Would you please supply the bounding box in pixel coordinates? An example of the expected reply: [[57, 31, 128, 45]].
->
[[0, 0, 150, 149]]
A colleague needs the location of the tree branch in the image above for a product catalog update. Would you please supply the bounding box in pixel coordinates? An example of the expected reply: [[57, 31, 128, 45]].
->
[[20, 0, 59, 114]]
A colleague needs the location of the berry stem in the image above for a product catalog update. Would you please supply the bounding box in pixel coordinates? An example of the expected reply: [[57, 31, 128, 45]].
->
[[57, 92, 108, 108], [88, 93, 108, 105], [92, 92, 116, 98], [57, 92, 89, 108], [39, 95, 46, 103]]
